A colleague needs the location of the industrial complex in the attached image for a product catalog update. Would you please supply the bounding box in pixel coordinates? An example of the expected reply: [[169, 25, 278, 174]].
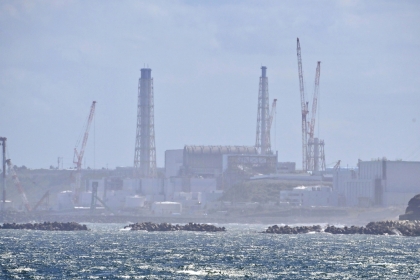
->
[[1, 38, 420, 220]]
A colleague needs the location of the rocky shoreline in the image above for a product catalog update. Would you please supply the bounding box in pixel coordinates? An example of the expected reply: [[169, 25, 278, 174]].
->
[[125, 222, 226, 232], [0, 222, 88, 231], [263, 221, 420, 236]]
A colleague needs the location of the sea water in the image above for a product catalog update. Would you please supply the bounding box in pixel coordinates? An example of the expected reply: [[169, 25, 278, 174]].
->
[[1, 223, 419, 279]]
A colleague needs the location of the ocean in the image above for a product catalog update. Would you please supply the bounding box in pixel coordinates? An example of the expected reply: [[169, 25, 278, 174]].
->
[[1, 223, 419, 279]]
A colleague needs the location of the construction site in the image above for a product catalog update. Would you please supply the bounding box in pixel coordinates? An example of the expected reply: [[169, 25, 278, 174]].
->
[[1, 38, 419, 224]]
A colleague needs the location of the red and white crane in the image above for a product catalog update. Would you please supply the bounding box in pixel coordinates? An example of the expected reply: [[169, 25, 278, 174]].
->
[[73, 101, 96, 202], [297, 38, 309, 171], [6, 159, 32, 212]]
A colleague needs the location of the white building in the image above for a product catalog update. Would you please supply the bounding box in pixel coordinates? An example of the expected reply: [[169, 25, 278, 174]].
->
[[151, 201, 182, 215], [125, 195, 145, 209], [280, 186, 334, 207]]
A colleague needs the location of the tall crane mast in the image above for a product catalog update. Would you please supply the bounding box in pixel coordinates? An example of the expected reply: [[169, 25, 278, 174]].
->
[[268, 99, 277, 131], [297, 38, 309, 171], [265, 98, 277, 153], [307, 62, 325, 172], [308, 62, 321, 140], [6, 159, 32, 212], [73, 101, 96, 201]]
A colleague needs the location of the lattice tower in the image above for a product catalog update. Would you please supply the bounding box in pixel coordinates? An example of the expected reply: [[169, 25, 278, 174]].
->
[[255, 66, 271, 155], [134, 68, 157, 178]]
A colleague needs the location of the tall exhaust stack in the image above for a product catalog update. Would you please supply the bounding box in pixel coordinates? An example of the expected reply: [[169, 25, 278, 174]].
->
[[134, 68, 157, 178], [255, 66, 271, 155]]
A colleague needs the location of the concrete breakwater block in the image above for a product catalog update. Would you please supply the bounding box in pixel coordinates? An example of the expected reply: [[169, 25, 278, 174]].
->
[[125, 222, 226, 232], [263, 221, 420, 236], [263, 225, 322, 234], [325, 220, 420, 236], [0, 221, 89, 231]]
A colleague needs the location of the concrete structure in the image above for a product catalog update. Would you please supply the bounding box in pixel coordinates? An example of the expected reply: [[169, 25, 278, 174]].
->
[[134, 68, 157, 178], [333, 160, 420, 207], [125, 195, 145, 209], [280, 186, 334, 207], [140, 178, 164, 195], [201, 190, 224, 206], [151, 201, 182, 215], [57, 191, 74, 210], [183, 145, 257, 176], [190, 178, 217, 193], [223, 153, 278, 175], [165, 149, 183, 178], [277, 162, 296, 173]]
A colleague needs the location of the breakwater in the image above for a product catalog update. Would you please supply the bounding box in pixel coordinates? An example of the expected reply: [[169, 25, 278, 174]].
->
[[263, 221, 420, 236], [125, 222, 226, 232], [263, 224, 322, 234], [325, 220, 420, 236], [0, 221, 88, 231]]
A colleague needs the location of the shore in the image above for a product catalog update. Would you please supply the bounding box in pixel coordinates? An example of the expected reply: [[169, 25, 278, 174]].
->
[[0, 206, 405, 225]]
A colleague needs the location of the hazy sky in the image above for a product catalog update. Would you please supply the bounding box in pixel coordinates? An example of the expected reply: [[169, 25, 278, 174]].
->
[[1, 0, 419, 170]]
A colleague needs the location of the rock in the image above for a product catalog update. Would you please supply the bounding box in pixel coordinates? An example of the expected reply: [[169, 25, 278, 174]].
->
[[125, 222, 226, 232], [324, 220, 420, 236], [0, 222, 89, 231], [262, 225, 322, 234], [399, 194, 420, 221], [264, 221, 420, 236]]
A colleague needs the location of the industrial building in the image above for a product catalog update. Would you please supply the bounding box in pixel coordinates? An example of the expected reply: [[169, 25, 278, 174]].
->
[[333, 159, 420, 207], [276, 159, 420, 209], [280, 186, 334, 207]]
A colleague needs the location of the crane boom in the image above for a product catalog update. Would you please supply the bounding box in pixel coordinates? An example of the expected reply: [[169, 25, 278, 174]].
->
[[268, 99, 277, 129], [6, 159, 32, 212], [308, 61, 321, 139], [73, 101, 96, 200], [265, 98, 277, 152], [33, 190, 49, 211], [297, 38, 309, 171]]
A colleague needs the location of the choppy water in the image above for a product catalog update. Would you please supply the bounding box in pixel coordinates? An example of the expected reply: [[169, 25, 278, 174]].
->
[[1, 223, 420, 279]]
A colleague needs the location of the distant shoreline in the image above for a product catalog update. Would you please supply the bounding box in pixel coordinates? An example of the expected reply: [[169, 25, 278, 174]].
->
[[0, 206, 404, 226]]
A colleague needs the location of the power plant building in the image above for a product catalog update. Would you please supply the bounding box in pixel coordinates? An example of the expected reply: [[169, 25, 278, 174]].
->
[[333, 160, 420, 207], [182, 145, 258, 176]]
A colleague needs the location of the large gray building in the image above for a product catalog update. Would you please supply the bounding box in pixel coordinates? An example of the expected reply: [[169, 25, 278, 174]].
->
[[333, 159, 420, 207]]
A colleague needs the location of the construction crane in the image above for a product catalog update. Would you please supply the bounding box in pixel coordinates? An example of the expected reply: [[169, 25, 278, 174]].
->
[[268, 99, 277, 130], [33, 190, 49, 211], [265, 98, 277, 151], [6, 159, 32, 212], [333, 160, 341, 170], [308, 61, 321, 140], [73, 101, 96, 202], [306, 62, 325, 171], [297, 38, 309, 171]]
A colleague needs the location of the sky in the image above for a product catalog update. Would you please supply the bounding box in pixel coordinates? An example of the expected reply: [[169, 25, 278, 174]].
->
[[0, 0, 420, 170]]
